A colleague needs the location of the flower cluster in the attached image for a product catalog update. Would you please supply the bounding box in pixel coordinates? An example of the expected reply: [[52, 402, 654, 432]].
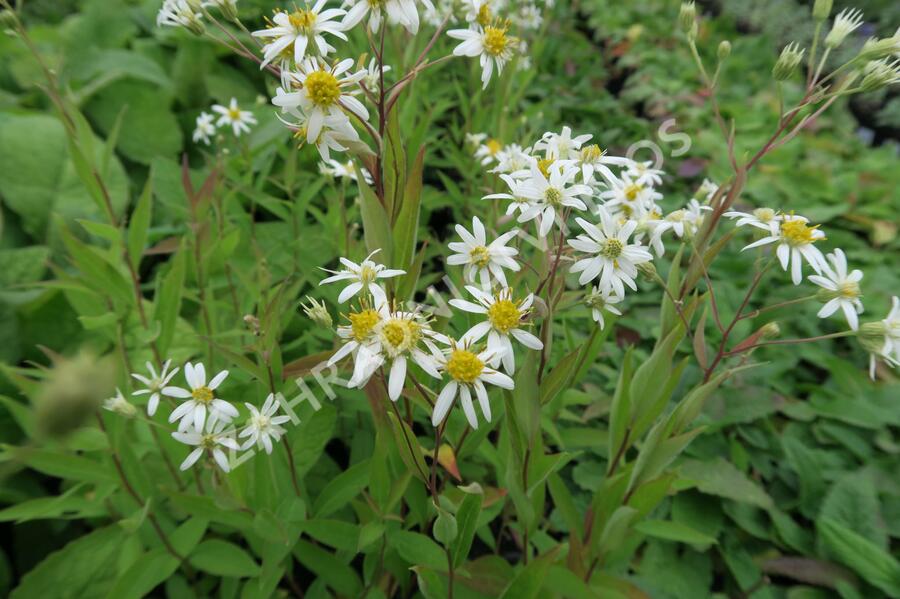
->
[[104, 359, 291, 472], [193, 98, 257, 144]]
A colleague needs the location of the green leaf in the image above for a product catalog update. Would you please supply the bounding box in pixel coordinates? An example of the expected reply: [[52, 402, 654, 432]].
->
[[126, 175, 153, 271], [153, 247, 185, 356], [679, 458, 774, 510], [312, 459, 370, 517], [291, 403, 336, 478], [292, 539, 362, 596], [433, 506, 458, 547], [393, 145, 425, 270], [390, 530, 447, 571], [11, 526, 125, 599], [452, 483, 484, 567], [357, 168, 393, 263], [499, 547, 560, 599], [634, 519, 718, 546], [189, 540, 260, 578], [817, 518, 900, 596], [819, 472, 886, 550], [5, 446, 115, 484]]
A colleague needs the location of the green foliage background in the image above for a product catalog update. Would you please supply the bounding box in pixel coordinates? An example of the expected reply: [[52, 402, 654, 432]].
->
[[0, 0, 898, 597]]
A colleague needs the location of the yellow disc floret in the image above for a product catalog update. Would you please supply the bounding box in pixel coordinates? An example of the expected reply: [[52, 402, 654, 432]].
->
[[483, 25, 511, 57], [488, 299, 522, 333], [624, 184, 642, 201], [289, 9, 317, 32], [305, 70, 341, 107], [446, 349, 484, 384], [581, 144, 604, 162], [380, 317, 421, 354], [545, 187, 562, 206], [469, 245, 491, 268], [349, 309, 380, 342], [476, 4, 492, 27], [781, 219, 819, 246], [538, 157, 554, 178], [486, 138, 502, 155], [601, 238, 624, 259], [191, 386, 214, 404]]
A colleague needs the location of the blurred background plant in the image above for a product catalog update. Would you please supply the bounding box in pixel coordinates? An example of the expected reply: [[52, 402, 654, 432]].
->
[[0, 0, 898, 597]]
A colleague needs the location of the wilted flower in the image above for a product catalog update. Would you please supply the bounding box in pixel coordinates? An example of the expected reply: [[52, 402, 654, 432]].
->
[[301, 296, 333, 328], [103, 388, 137, 418]]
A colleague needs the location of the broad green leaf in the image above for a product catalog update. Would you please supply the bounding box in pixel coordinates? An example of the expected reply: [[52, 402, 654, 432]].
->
[[312, 459, 370, 517], [293, 539, 362, 596], [126, 175, 153, 271], [390, 530, 447, 571], [634, 519, 718, 546], [189, 540, 260, 578], [357, 168, 393, 263], [817, 518, 900, 596], [499, 547, 560, 599], [679, 458, 774, 510], [451, 483, 484, 567]]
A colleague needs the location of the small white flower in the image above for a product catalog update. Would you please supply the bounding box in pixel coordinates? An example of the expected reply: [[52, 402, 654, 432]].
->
[[344, 0, 430, 34], [534, 126, 593, 161], [278, 108, 362, 161], [825, 8, 864, 48], [447, 22, 518, 88], [517, 161, 591, 237], [568, 209, 653, 297], [599, 174, 662, 214], [575, 144, 629, 185], [466, 132, 488, 148], [724, 206, 782, 233], [240, 394, 292, 454], [157, 0, 203, 32], [866, 297, 900, 379], [319, 158, 373, 183], [742, 213, 826, 285], [131, 359, 179, 416], [164, 362, 238, 432], [447, 216, 520, 289], [432, 340, 515, 429], [252, 1, 348, 67], [192, 111, 216, 145], [483, 173, 539, 218], [584, 286, 623, 330], [384, 0, 434, 34], [490, 143, 533, 174], [172, 417, 240, 472], [450, 286, 543, 374], [362, 57, 391, 91], [624, 160, 665, 187], [274, 58, 369, 146], [514, 4, 543, 30], [474, 137, 504, 165], [320, 249, 406, 306], [211, 98, 257, 136], [697, 178, 719, 201], [656, 199, 711, 240], [808, 249, 864, 330], [103, 388, 137, 417]]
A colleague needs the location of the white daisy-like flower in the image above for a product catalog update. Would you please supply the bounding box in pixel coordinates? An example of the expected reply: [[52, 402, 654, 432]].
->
[[697, 178, 719, 201], [131, 359, 179, 416], [192, 111, 216, 145], [157, 0, 203, 33], [239, 394, 292, 454], [575, 144, 629, 185], [447, 216, 520, 288], [252, 1, 347, 68], [172, 417, 240, 472], [362, 57, 391, 91], [320, 249, 406, 306], [624, 160, 665, 187], [344, 0, 431, 34], [568, 210, 653, 297], [599, 173, 662, 214], [864, 297, 900, 379], [211, 98, 257, 136], [808, 249, 864, 330], [164, 362, 238, 432], [724, 206, 782, 233], [279, 108, 362, 161], [319, 158, 373, 183], [474, 137, 504, 165], [466, 132, 488, 148], [517, 161, 592, 237], [825, 8, 864, 48], [423, 0, 452, 27], [447, 21, 518, 88], [273, 57, 369, 146], [742, 213, 826, 285], [103, 388, 137, 418], [584, 286, 623, 330], [384, 0, 433, 34], [328, 301, 384, 385], [450, 286, 543, 374], [463, 0, 495, 27], [483, 173, 539, 218], [656, 199, 711, 240], [534, 126, 593, 161], [514, 4, 543, 30], [431, 340, 514, 429], [490, 143, 533, 175]]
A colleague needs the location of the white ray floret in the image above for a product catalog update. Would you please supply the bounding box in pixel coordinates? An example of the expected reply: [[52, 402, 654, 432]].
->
[[807, 249, 864, 330], [447, 216, 520, 289], [516, 161, 591, 237], [172, 417, 240, 472], [431, 340, 514, 429], [320, 249, 405, 306], [252, 1, 347, 67], [211, 98, 257, 136], [131, 359, 179, 416], [240, 394, 292, 454], [741, 213, 826, 285], [163, 362, 238, 432]]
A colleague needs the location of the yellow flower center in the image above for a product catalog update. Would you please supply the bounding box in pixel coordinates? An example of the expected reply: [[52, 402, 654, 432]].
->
[[305, 70, 341, 107], [476, 4, 492, 26], [754, 207, 777, 222], [780, 219, 819, 246], [545, 187, 562, 206], [601, 238, 624, 259], [537, 157, 554, 178], [381, 318, 420, 351], [200, 434, 218, 450], [359, 264, 377, 284], [486, 138, 502, 155], [668, 209, 685, 222], [349, 309, 380, 342], [838, 281, 860, 299], [192, 386, 214, 404], [483, 25, 510, 56], [288, 9, 317, 32], [446, 349, 484, 384], [624, 184, 642, 201], [487, 299, 522, 333], [469, 245, 491, 268], [252, 413, 271, 429], [227, 107, 242, 121], [581, 144, 604, 162]]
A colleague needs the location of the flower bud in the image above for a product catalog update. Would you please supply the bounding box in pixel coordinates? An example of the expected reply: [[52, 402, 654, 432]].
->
[[857, 321, 885, 354], [215, 0, 240, 22], [718, 40, 732, 61], [679, 2, 697, 35], [857, 35, 900, 61], [0, 9, 17, 29], [858, 59, 900, 93], [760, 322, 781, 340], [34, 351, 114, 439], [301, 296, 333, 328], [103, 388, 137, 418], [825, 8, 864, 49], [773, 43, 805, 81], [812, 0, 832, 21], [636, 261, 658, 281]]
